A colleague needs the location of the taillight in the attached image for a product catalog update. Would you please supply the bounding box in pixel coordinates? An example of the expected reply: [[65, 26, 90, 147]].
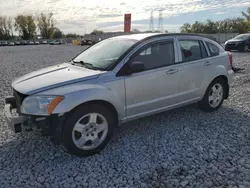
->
[[228, 52, 233, 69]]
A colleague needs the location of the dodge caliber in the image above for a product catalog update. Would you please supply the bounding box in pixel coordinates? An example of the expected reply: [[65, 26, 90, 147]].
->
[[4, 33, 234, 156]]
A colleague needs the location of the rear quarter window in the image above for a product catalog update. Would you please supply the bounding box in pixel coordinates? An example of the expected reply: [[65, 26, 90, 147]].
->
[[206, 42, 220, 56]]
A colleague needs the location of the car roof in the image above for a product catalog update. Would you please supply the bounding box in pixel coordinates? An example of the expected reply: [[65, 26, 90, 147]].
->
[[113, 33, 161, 40], [237, 33, 250, 36], [111, 32, 218, 42]]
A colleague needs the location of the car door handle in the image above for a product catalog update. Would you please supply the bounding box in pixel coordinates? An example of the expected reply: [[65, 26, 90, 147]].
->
[[166, 69, 178, 75], [204, 61, 212, 66]]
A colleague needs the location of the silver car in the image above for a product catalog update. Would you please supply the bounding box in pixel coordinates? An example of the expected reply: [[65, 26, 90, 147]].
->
[[4, 33, 234, 156]]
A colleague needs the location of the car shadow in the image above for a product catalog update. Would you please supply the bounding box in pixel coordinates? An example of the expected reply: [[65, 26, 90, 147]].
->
[[0, 104, 250, 187]]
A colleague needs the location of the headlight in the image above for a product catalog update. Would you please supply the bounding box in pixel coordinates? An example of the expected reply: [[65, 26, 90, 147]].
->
[[235, 41, 244, 45], [21, 95, 64, 115]]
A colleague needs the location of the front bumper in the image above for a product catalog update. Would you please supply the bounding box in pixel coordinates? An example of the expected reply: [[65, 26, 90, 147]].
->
[[4, 96, 26, 133], [225, 43, 244, 51], [4, 96, 66, 141]]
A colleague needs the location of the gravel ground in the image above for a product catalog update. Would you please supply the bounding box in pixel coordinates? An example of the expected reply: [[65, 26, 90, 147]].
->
[[0, 45, 250, 188]]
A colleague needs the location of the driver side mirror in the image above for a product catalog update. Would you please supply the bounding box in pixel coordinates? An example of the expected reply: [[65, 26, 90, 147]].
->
[[128, 61, 145, 74]]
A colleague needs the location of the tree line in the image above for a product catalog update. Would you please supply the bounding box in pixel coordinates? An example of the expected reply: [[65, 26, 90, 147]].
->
[[0, 12, 63, 40], [180, 8, 250, 34], [2, 7, 249, 40], [0, 12, 108, 41]]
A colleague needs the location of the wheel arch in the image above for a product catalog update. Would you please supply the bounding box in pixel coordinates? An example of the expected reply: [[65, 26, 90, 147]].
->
[[65, 100, 119, 127], [210, 75, 229, 99]]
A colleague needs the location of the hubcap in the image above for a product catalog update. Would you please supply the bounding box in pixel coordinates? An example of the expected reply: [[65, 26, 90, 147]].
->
[[72, 113, 108, 150], [208, 83, 223, 108], [244, 45, 249, 52]]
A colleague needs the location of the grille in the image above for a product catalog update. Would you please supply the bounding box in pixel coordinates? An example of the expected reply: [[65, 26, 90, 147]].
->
[[13, 89, 28, 114]]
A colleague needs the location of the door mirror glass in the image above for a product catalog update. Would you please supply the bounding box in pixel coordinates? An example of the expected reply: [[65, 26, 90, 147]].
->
[[128, 61, 145, 74]]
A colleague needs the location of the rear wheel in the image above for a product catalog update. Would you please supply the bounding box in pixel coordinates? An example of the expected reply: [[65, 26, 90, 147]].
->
[[62, 104, 115, 156], [199, 78, 226, 112], [240, 45, 249, 52]]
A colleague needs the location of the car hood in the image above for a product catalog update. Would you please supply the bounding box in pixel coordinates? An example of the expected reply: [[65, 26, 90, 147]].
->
[[226, 39, 245, 43], [12, 63, 102, 95]]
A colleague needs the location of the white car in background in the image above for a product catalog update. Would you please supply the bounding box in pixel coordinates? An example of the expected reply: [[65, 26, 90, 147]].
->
[[50, 40, 62, 45]]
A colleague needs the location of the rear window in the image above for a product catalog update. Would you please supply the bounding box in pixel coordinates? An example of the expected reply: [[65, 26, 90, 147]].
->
[[206, 42, 220, 56]]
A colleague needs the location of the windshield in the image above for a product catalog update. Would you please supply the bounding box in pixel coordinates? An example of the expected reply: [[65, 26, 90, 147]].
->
[[73, 38, 138, 70], [234, 34, 250, 40]]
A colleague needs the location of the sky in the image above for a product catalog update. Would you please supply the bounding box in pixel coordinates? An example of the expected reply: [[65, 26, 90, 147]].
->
[[0, 0, 250, 34]]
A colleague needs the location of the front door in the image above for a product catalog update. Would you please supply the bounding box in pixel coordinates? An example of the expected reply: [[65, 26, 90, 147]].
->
[[124, 40, 180, 119]]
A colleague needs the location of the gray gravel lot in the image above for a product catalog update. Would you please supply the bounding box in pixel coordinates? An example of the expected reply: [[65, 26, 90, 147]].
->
[[0, 45, 250, 188]]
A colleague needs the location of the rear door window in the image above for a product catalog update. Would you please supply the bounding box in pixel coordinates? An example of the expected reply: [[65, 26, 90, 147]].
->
[[179, 40, 208, 62]]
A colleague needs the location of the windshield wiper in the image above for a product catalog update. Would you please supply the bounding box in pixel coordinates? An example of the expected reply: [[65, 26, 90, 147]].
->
[[71, 60, 101, 70], [71, 60, 85, 65]]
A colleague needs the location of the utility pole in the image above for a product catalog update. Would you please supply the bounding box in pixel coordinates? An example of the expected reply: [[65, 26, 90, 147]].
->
[[158, 10, 163, 33], [149, 10, 154, 32]]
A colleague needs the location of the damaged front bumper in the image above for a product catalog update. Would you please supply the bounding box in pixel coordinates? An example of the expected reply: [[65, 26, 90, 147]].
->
[[4, 96, 26, 133], [4, 96, 66, 143]]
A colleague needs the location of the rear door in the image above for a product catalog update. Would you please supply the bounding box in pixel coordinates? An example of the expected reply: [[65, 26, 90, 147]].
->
[[176, 37, 209, 101], [204, 40, 225, 81]]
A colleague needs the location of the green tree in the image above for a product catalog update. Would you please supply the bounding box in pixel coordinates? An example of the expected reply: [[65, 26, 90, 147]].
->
[[90, 29, 104, 35], [217, 18, 246, 33], [191, 21, 205, 33], [0, 16, 13, 40], [14, 15, 36, 40], [65, 33, 80, 38], [203, 19, 217, 34], [180, 17, 247, 34], [7, 17, 14, 37], [242, 7, 250, 31], [180, 23, 192, 33], [37, 12, 56, 39], [53, 27, 63, 39]]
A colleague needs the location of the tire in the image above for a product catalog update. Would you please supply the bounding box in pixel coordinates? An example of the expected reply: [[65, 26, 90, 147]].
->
[[62, 104, 115, 157], [243, 45, 249, 52], [198, 78, 226, 112], [240, 45, 249, 52]]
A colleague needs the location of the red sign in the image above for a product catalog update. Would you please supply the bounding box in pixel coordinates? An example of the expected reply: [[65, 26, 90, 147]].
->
[[124, 14, 131, 32]]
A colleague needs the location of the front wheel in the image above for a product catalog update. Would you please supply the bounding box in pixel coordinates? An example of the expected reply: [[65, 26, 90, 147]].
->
[[198, 79, 226, 112], [243, 45, 249, 52], [62, 104, 115, 156]]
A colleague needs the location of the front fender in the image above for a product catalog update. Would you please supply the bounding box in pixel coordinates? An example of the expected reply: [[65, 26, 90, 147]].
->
[[52, 83, 125, 120]]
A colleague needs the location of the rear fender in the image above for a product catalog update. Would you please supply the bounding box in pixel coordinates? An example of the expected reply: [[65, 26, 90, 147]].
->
[[200, 65, 229, 98]]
